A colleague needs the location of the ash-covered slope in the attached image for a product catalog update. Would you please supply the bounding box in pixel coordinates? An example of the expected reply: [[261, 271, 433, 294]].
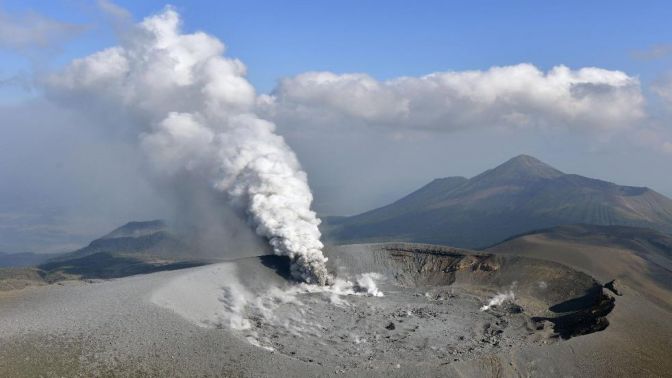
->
[[5, 243, 671, 377], [324, 155, 672, 248], [486, 224, 672, 311]]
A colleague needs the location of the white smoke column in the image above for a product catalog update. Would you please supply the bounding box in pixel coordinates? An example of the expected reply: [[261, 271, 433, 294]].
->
[[46, 7, 329, 284], [480, 291, 515, 311], [354, 273, 384, 297]]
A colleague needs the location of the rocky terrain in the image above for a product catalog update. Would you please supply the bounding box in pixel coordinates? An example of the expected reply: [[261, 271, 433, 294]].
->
[[487, 224, 672, 312], [2, 242, 668, 377]]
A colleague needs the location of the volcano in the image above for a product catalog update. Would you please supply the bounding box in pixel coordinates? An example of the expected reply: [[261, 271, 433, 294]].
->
[[324, 155, 672, 248]]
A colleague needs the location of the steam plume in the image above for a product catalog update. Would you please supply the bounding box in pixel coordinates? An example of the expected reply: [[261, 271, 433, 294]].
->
[[480, 291, 515, 311], [46, 7, 329, 284]]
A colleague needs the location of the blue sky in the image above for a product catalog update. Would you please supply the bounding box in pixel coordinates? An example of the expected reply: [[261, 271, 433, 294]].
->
[[2, 0, 672, 93], [0, 1, 671, 252]]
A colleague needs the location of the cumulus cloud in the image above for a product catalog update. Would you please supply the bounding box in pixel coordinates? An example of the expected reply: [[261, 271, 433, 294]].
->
[[0, 8, 86, 52], [45, 7, 330, 284], [262, 64, 645, 133]]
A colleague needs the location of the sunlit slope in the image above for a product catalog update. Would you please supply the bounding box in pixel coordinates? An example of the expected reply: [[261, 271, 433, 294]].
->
[[486, 224, 672, 311], [324, 155, 672, 248]]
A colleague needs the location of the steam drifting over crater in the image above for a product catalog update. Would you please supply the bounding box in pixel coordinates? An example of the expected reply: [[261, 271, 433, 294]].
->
[[45, 7, 329, 284]]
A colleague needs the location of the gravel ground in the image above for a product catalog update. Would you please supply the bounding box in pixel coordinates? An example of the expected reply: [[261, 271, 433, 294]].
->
[[0, 243, 670, 377]]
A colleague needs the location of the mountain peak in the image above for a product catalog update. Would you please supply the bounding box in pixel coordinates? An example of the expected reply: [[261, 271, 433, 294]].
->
[[508, 154, 543, 164], [327, 154, 672, 249], [101, 220, 167, 240], [480, 154, 564, 181]]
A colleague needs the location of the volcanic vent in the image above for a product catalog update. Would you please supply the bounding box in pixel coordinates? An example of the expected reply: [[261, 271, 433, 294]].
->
[[153, 243, 615, 369]]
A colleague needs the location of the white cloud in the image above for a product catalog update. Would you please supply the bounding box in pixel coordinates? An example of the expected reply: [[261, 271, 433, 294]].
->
[[262, 64, 645, 133], [0, 8, 85, 52]]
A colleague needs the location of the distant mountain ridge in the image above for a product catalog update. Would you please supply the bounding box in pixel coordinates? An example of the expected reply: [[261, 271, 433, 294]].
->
[[48, 220, 188, 263], [0, 217, 271, 282], [324, 155, 672, 249], [100, 220, 168, 240], [35, 220, 208, 281]]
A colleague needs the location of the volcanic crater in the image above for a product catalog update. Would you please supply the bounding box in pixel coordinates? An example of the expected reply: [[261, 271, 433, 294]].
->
[[176, 243, 616, 369]]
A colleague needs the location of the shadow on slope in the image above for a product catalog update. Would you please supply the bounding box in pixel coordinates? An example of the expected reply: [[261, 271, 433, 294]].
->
[[486, 224, 672, 312], [38, 252, 208, 281]]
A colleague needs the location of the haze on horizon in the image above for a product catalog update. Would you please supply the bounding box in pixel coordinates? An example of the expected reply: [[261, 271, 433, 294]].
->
[[0, 0, 671, 253]]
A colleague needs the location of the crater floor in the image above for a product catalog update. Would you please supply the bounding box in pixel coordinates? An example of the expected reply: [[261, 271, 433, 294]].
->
[[242, 282, 552, 369], [153, 243, 613, 369], [2, 243, 667, 377]]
